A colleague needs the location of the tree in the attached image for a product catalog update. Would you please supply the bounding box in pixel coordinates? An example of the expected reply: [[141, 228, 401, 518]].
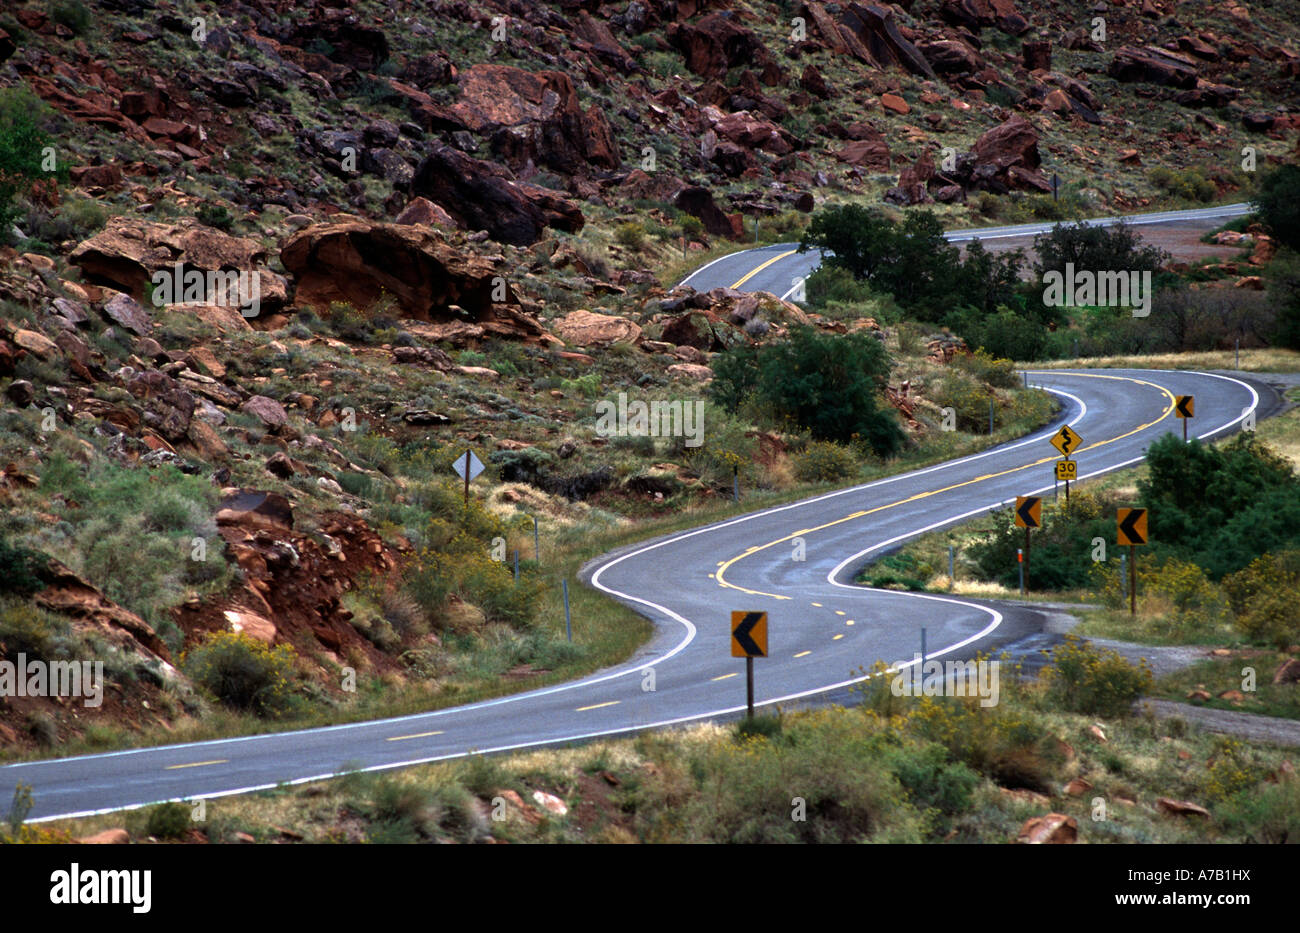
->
[[0, 86, 53, 241], [1253, 163, 1300, 252], [710, 326, 904, 456], [1268, 247, 1300, 350], [1033, 219, 1168, 281]]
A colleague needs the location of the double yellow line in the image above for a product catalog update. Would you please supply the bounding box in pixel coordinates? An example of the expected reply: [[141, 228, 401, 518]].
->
[[714, 373, 1176, 600]]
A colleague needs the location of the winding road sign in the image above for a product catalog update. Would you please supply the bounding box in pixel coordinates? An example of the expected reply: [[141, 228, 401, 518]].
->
[[1050, 425, 1082, 457], [1117, 508, 1148, 546], [731, 611, 767, 658]]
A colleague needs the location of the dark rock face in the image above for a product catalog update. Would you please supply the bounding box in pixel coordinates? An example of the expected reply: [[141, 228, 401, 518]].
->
[[410, 145, 584, 246]]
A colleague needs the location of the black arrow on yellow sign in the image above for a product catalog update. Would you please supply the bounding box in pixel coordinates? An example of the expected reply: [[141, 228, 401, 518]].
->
[[1117, 508, 1147, 546], [731, 611, 767, 657], [1175, 395, 1194, 441], [1014, 496, 1042, 529]]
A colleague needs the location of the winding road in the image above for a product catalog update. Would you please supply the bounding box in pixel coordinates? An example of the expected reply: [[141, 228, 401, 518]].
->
[[4, 204, 1272, 823]]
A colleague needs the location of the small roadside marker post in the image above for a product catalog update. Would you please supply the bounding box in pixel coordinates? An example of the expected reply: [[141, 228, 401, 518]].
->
[[920, 627, 927, 674], [989, 399, 994, 435], [733, 466, 739, 502], [947, 546, 955, 591], [731, 611, 768, 720], [1117, 508, 1148, 615], [562, 579, 572, 642], [1017, 548, 1025, 594], [533, 515, 540, 563], [513, 549, 519, 582]]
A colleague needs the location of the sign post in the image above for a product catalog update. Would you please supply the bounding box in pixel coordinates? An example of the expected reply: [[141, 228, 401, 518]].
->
[[1117, 508, 1148, 615], [452, 450, 485, 515], [731, 611, 768, 720], [1175, 395, 1194, 442], [1014, 496, 1041, 592], [1054, 458, 1076, 503]]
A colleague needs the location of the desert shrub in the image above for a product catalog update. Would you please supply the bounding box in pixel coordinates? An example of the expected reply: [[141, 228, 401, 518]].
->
[[0, 602, 66, 663], [932, 372, 995, 432], [946, 305, 1047, 362], [1201, 737, 1269, 802], [679, 214, 704, 239], [51, 1, 92, 35], [196, 203, 234, 231], [1234, 587, 1300, 650], [0, 538, 46, 596], [884, 741, 980, 819], [792, 441, 859, 483], [908, 695, 1061, 792], [1252, 163, 1300, 252], [146, 802, 192, 839], [711, 326, 903, 455], [0, 86, 53, 240], [664, 710, 923, 843], [1141, 557, 1223, 616], [182, 631, 298, 718], [1218, 772, 1300, 843], [955, 348, 1020, 389], [614, 221, 645, 250], [1150, 166, 1216, 202], [803, 264, 877, 310], [1039, 636, 1153, 718]]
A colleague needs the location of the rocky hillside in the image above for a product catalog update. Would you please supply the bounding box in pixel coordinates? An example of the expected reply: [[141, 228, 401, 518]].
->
[[0, 0, 1296, 753]]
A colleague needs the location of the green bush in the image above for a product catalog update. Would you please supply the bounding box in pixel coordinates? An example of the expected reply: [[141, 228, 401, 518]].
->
[[614, 222, 645, 250], [792, 441, 859, 483], [711, 326, 903, 455], [146, 802, 192, 839], [1150, 166, 1216, 202], [955, 348, 1020, 389], [0, 86, 53, 240], [884, 741, 980, 819], [1039, 636, 1153, 718], [51, 1, 92, 35], [1218, 773, 1300, 843], [1253, 163, 1300, 252], [196, 203, 234, 232], [0, 538, 46, 596], [182, 631, 299, 718]]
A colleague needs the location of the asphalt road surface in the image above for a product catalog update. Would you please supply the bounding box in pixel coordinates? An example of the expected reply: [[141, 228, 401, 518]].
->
[[680, 202, 1252, 299], [5, 366, 1271, 821]]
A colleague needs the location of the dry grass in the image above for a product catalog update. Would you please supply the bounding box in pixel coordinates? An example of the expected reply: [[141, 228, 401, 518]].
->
[[1029, 348, 1300, 373]]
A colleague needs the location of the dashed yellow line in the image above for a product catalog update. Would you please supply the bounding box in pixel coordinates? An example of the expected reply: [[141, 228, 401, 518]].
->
[[386, 730, 444, 742], [729, 249, 797, 289], [835, 610, 846, 616], [832, 634, 844, 641], [794, 651, 812, 658], [576, 701, 621, 712], [712, 673, 739, 681], [846, 620, 855, 626], [165, 759, 228, 770], [714, 373, 1177, 599], [811, 602, 823, 608]]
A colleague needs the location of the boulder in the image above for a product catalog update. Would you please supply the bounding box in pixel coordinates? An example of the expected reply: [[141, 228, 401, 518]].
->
[[836, 134, 891, 169], [77, 829, 130, 844], [1015, 813, 1078, 844], [241, 395, 288, 429], [667, 14, 777, 81], [1022, 39, 1052, 71], [1108, 46, 1199, 89], [394, 197, 457, 228], [69, 217, 285, 312], [675, 186, 744, 239], [552, 310, 642, 347], [280, 220, 549, 342], [12, 330, 59, 359], [839, 4, 936, 78], [451, 64, 620, 174], [223, 608, 277, 644], [126, 370, 195, 442], [102, 292, 153, 335], [410, 145, 584, 246], [215, 489, 295, 531]]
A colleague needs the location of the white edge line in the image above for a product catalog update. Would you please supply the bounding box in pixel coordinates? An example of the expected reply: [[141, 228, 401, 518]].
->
[[18, 372, 1262, 821]]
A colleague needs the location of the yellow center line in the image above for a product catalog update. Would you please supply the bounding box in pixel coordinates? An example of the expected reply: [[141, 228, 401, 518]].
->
[[714, 373, 1176, 598], [832, 634, 844, 640], [794, 650, 812, 658], [835, 610, 846, 616], [811, 602, 823, 607], [846, 620, 855, 625], [165, 759, 228, 770], [576, 700, 621, 712], [386, 730, 445, 742], [712, 672, 739, 681], [729, 249, 797, 289]]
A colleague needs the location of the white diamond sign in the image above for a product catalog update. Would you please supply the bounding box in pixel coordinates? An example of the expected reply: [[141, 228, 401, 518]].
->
[[453, 451, 485, 482]]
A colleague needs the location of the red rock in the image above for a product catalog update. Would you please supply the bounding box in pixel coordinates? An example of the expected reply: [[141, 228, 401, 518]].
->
[[881, 93, 910, 115], [394, 197, 457, 228], [1273, 659, 1300, 685], [1022, 39, 1052, 71], [280, 219, 548, 343], [552, 310, 642, 347], [1016, 813, 1077, 844], [675, 186, 744, 240], [1156, 797, 1209, 817], [450, 64, 619, 174], [837, 136, 891, 169], [410, 145, 584, 246], [1063, 778, 1093, 796], [667, 14, 777, 81], [1109, 46, 1200, 89], [77, 829, 130, 844]]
